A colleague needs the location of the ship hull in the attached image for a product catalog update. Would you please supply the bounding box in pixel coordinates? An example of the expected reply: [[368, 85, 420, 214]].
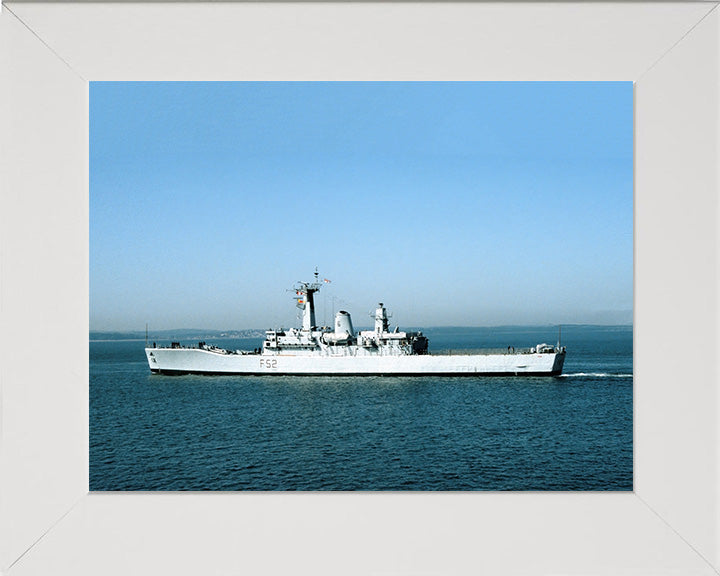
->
[[146, 348, 565, 376]]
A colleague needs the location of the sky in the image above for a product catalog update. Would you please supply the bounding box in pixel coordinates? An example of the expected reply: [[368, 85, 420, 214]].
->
[[90, 81, 633, 331]]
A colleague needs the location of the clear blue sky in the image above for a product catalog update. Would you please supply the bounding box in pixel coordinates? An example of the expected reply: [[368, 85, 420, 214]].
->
[[90, 82, 632, 331]]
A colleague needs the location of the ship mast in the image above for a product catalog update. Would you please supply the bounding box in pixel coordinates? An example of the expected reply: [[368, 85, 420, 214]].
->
[[294, 269, 322, 330], [374, 303, 390, 333]]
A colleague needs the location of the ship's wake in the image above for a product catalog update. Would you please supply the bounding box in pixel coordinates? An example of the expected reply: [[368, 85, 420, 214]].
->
[[560, 372, 633, 378]]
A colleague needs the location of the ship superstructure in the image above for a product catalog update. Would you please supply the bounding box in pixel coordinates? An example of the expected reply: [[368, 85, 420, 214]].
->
[[145, 272, 565, 376]]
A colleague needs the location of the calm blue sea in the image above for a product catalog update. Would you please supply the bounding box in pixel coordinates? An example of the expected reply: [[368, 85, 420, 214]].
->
[[90, 325, 632, 491]]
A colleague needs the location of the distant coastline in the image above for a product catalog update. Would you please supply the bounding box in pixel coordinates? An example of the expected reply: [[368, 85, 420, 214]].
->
[[89, 328, 267, 342], [90, 324, 632, 342]]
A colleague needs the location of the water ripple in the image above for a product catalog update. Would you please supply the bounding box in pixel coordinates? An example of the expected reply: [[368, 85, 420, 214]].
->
[[91, 327, 633, 491]]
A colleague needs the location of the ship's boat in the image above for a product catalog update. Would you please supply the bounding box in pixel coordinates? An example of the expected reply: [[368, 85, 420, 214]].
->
[[145, 272, 566, 376]]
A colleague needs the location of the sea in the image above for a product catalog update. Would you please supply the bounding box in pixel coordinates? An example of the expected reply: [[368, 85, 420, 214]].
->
[[90, 325, 633, 491]]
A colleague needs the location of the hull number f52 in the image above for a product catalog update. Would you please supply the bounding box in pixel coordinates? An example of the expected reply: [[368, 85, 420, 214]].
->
[[260, 359, 278, 369]]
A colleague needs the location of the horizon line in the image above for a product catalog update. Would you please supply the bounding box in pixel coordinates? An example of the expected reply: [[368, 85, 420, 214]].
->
[[90, 322, 634, 334]]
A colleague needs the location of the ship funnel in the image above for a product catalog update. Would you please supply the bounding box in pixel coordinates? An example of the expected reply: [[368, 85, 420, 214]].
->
[[335, 310, 354, 337]]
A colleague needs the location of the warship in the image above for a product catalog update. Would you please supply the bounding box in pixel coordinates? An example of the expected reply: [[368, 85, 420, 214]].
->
[[145, 272, 566, 376]]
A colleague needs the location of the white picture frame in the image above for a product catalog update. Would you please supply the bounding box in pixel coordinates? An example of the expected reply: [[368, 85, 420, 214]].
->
[[1, 2, 719, 574]]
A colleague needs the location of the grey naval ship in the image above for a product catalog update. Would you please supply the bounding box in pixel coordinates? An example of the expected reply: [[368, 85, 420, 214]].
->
[[145, 272, 566, 376]]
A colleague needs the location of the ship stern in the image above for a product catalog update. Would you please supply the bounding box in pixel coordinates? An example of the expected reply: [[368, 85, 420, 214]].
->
[[551, 350, 566, 375]]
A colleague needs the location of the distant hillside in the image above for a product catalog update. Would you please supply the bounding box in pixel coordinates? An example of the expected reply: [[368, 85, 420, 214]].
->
[[90, 323, 631, 342], [90, 328, 266, 341]]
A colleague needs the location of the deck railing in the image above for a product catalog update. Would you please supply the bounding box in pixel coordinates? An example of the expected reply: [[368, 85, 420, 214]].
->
[[431, 347, 534, 356]]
